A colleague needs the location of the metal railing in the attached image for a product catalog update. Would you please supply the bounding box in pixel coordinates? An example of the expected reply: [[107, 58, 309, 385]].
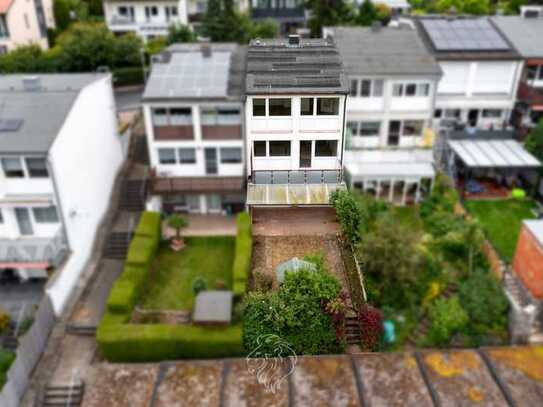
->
[[0, 229, 68, 266], [250, 168, 343, 185]]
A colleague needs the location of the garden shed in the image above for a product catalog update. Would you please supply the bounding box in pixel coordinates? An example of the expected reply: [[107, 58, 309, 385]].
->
[[513, 220, 543, 300]]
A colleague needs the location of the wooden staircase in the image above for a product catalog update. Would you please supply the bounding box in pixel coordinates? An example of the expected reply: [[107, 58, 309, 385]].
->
[[40, 382, 84, 407], [118, 180, 147, 212], [103, 232, 132, 260], [346, 316, 361, 345]]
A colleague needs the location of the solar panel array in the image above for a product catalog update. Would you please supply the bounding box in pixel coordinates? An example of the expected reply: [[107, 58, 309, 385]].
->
[[421, 19, 510, 52], [146, 51, 231, 98]]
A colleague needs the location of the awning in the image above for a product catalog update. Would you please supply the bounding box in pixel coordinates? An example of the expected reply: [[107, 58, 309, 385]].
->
[[246, 183, 346, 206], [448, 139, 541, 168]]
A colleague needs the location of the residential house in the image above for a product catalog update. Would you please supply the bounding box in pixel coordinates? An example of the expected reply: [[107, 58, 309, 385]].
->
[[142, 43, 247, 215], [0, 0, 55, 53], [0, 74, 124, 314], [329, 25, 441, 205], [415, 16, 524, 133], [244, 36, 349, 209], [492, 8, 543, 132], [250, 0, 306, 35]]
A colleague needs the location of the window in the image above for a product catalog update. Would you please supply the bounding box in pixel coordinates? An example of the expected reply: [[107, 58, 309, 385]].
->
[[269, 141, 291, 156], [178, 148, 196, 164], [1, 157, 24, 178], [269, 99, 291, 116], [392, 84, 403, 97], [482, 109, 502, 118], [416, 83, 430, 96], [301, 98, 314, 115], [158, 148, 176, 164], [315, 140, 337, 157], [170, 108, 192, 125], [33, 206, 59, 223], [252, 99, 266, 116], [346, 121, 358, 136], [359, 122, 381, 137], [118, 6, 128, 15], [151, 6, 158, 15], [434, 109, 442, 118], [403, 120, 424, 137], [527, 65, 537, 80], [253, 141, 266, 157], [0, 209, 3, 223], [349, 79, 358, 97], [444, 109, 461, 119], [217, 107, 241, 124], [317, 98, 339, 115], [360, 80, 371, 97], [152, 108, 168, 126], [393, 82, 430, 97], [220, 148, 242, 164], [405, 83, 417, 97], [25, 158, 48, 178], [0, 16, 8, 38], [388, 121, 401, 146]]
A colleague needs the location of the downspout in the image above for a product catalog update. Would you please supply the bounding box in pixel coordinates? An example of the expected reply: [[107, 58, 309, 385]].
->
[[47, 154, 72, 253], [340, 93, 347, 181]]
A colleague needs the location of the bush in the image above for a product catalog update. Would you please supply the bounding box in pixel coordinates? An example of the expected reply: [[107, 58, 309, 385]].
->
[[0, 348, 15, 388], [243, 269, 343, 356], [428, 296, 468, 346], [106, 266, 147, 314], [135, 211, 161, 239], [97, 321, 243, 361], [112, 66, 144, 87], [126, 236, 157, 269], [0, 309, 10, 334], [420, 173, 459, 219], [330, 189, 365, 243], [459, 271, 508, 330], [192, 277, 207, 295], [358, 304, 384, 351], [232, 212, 252, 297]]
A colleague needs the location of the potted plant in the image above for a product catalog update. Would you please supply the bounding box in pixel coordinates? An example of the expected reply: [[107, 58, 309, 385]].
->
[[167, 214, 188, 251]]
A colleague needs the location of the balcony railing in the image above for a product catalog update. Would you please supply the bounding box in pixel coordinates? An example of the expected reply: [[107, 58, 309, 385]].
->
[[0, 230, 69, 267], [250, 169, 343, 185], [109, 15, 136, 25]]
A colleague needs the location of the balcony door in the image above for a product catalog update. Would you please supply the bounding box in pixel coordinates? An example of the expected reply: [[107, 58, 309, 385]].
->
[[15, 208, 33, 236], [299, 141, 312, 168], [387, 121, 401, 147], [205, 148, 218, 175]]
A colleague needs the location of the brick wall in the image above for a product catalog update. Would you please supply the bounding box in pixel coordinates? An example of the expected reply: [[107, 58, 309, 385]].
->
[[513, 225, 543, 300]]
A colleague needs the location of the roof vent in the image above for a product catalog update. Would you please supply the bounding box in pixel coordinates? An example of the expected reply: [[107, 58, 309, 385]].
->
[[371, 21, 382, 32], [22, 76, 41, 92], [288, 35, 300, 46], [200, 43, 212, 58]]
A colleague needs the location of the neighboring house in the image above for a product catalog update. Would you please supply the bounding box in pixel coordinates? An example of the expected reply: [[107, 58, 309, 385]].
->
[[415, 16, 524, 133], [142, 43, 247, 215], [0, 74, 124, 314], [250, 0, 306, 35], [492, 9, 543, 132], [329, 25, 441, 205], [0, 0, 55, 53], [513, 220, 543, 301], [244, 36, 349, 209]]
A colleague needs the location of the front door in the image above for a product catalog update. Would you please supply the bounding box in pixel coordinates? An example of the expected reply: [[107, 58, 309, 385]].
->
[[299, 141, 312, 168], [205, 148, 218, 175], [15, 208, 33, 236]]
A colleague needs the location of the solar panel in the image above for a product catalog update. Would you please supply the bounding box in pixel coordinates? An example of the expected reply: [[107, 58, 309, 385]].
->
[[0, 119, 23, 132], [421, 19, 510, 52]]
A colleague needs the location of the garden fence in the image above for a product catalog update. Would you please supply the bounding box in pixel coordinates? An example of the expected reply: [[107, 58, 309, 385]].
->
[[0, 294, 56, 407]]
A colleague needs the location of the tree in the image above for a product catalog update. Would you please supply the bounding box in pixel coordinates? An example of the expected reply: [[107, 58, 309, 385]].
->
[[428, 296, 468, 345], [0, 45, 58, 73], [375, 3, 392, 25], [167, 214, 188, 239], [356, 0, 377, 26], [306, 0, 354, 37], [167, 24, 196, 44], [53, 0, 89, 31]]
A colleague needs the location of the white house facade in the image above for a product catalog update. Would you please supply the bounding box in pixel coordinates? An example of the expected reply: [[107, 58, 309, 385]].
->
[[330, 25, 441, 205], [245, 36, 349, 207], [0, 74, 124, 314], [142, 43, 247, 214]]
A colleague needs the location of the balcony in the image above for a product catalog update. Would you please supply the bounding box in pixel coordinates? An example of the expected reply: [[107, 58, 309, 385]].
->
[[154, 125, 194, 141], [0, 230, 69, 268], [201, 125, 242, 140], [109, 15, 136, 26]]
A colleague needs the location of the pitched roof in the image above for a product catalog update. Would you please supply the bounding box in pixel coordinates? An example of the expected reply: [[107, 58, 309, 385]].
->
[[0, 74, 108, 154], [142, 43, 246, 101], [0, 0, 14, 14], [245, 37, 349, 95], [331, 26, 442, 77], [492, 16, 543, 59]]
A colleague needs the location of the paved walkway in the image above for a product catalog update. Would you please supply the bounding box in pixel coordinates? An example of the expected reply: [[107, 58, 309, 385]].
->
[[162, 214, 237, 238], [252, 207, 340, 236]]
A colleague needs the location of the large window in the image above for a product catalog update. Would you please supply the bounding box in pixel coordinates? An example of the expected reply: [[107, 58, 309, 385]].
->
[[201, 106, 241, 125], [317, 98, 339, 115], [1, 157, 24, 178], [25, 158, 48, 178], [33, 206, 59, 223], [178, 148, 196, 164], [158, 148, 176, 164], [393, 82, 431, 97], [481, 109, 502, 118], [346, 121, 358, 136], [252, 99, 266, 116], [253, 141, 266, 157], [301, 98, 314, 115], [349, 79, 358, 97], [403, 120, 424, 137], [315, 140, 337, 157], [359, 121, 381, 137], [269, 99, 291, 116], [269, 141, 291, 156], [359, 79, 383, 97], [220, 148, 242, 164], [152, 107, 192, 126]]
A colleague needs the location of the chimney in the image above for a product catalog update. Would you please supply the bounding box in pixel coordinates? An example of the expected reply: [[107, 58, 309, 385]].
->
[[22, 76, 41, 92], [288, 34, 300, 46], [371, 21, 382, 32]]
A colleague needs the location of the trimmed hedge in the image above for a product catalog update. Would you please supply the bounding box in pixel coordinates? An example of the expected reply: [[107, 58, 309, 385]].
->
[[135, 211, 161, 239], [126, 236, 157, 268], [232, 212, 252, 297], [97, 321, 244, 362], [106, 266, 147, 314]]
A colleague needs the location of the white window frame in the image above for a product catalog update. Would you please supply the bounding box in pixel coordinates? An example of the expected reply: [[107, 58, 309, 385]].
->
[[359, 79, 384, 98], [392, 81, 431, 98]]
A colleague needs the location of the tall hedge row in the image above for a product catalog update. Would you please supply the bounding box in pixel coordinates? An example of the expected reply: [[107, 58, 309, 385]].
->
[[232, 212, 252, 297]]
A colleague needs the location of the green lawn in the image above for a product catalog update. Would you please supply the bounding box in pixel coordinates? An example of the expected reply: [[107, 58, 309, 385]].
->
[[140, 236, 236, 310], [465, 199, 538, 262], [0, 348, 15, 389]]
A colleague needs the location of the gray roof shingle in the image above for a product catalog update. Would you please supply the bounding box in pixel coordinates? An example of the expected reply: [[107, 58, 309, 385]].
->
[[0, 73, 107, 154], [246, 37, 349, 95], [492, 16, 543, 58], [332, 26, 442, 77]]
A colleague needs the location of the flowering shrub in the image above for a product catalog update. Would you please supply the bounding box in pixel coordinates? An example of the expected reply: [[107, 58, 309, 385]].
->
[[358, 304, 384, 351]]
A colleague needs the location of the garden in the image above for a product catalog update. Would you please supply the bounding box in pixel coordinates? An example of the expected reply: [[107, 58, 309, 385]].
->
[[330, 174, 511, 350], [97, 211, 252, 361]]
